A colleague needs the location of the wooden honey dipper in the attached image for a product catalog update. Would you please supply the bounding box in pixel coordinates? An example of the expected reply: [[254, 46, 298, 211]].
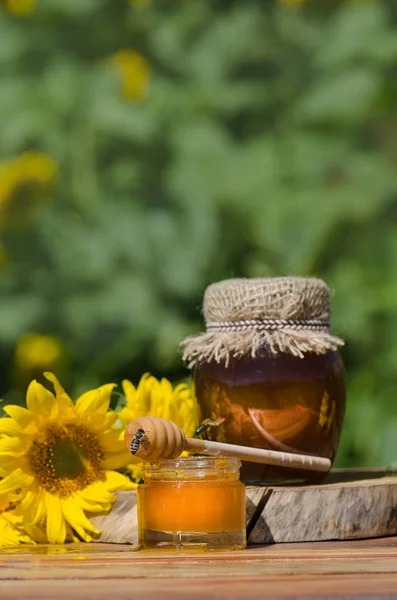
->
[[124, 416, 331, 473]]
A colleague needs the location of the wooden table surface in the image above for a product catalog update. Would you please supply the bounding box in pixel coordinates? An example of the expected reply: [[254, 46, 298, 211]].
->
[[0, 537, 396, 599]]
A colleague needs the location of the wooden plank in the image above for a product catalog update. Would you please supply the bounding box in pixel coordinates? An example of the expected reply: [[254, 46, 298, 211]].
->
[[91, 471, 397, 545], [0, 538, 396, 598], [90, 491, 138, 545], [325, 466, 397, 482], [248, 475, 397, 544]]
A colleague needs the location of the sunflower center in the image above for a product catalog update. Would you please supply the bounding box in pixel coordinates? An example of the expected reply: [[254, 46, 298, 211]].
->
[[28, 424, 104, 497], [51, 439, 87, 479]]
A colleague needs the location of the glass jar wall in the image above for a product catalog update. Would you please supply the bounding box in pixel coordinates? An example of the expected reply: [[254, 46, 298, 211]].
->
[[137, 457, 246, 551], [194, 350, 346, 482]]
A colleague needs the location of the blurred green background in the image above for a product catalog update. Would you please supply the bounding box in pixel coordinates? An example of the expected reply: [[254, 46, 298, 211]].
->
[[0, 0, 396, 468]]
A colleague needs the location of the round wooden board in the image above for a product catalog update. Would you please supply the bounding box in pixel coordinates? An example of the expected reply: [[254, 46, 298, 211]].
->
[[90, 468, 397, 545]]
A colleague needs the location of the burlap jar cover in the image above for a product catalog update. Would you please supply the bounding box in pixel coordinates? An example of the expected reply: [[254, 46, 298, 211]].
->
[[181, 277, 344, 366]]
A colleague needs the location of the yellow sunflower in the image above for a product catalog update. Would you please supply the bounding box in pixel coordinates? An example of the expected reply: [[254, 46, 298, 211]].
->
[[119, 374, 199, 483], [0, 151, 57, 230], [2, 0, 35, 15], [0, 373, 133, 544], [0, 242, 6, 269], [15, 334, 63, 373], [110, 50, 150, 100], [0, 494, 32, 547], [13, 333, 64, 390]]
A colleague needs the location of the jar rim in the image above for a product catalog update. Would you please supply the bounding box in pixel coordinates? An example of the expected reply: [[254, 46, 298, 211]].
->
[[143, 455, 241, 474]]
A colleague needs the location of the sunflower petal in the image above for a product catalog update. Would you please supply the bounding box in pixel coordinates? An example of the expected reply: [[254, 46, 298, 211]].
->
[[102, 451, 131, 470], [0, 454, 30, 477], [97, 429, 125, 452], [123, 374, 153, 415], [0, 418, 26, 437], [0, 469, 34, 495], [44, 372, 69, 398], [0, 436, 25, 456], [62, 497, 100, 541], [78, 484, 115, 506], [3, 405, 35, 429], [118, 406, 134, 424], [75, 384, 115, 416], [45, 494, 67, 544], [17, 489, 37, 516], [76, 496, 113, 513], [87, 412, 118, 433], [16, 487, 46, 526], [26, 380, 56, 417], [0, 517, 31, 547], [43, 381, 74, 415], [24, 522, 46, 544], [122, 380, 137, 402], [103, 470, 135, 491]]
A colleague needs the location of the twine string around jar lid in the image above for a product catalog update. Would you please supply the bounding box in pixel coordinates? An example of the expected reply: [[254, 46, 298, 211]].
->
[[206, 318, 330, 332], [181, 277, 344, 366]]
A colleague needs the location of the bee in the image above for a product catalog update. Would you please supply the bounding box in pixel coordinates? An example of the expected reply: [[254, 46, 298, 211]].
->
[[194, 417, 225, 441], [130, 428, 148, 455]]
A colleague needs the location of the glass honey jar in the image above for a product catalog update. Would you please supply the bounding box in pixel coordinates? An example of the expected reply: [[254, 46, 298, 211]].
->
[[181, 277, 346, 483], [137, 457, 246, 551]]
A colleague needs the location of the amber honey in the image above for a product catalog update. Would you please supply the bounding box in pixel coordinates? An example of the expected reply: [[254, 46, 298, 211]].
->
[[194, 350, 346, 482], [137, 457, 246, 550]]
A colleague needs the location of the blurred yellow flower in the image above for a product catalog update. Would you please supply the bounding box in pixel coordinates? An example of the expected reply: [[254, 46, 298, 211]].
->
[[15, 333, 63, 374], [0, 152, 57, 230], [0, 373, 133, 544], [0, 242, 6, 269], [110, 50, 150, 100], [119, 374, 199, 483], [4, 0, 35, 15], [0, 494, 32, 547]]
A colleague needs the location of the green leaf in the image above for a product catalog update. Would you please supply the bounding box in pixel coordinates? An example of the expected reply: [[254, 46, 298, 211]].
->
[[296, 68, 381, 124], [109, 391, 127, 412]]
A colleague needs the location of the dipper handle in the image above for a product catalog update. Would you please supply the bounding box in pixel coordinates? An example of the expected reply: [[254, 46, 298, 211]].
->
[[124, 416, 331, 473], [185, 437, 331, 473]]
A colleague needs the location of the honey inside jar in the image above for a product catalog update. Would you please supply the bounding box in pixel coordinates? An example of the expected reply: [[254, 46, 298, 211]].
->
[[137, 457, 246, 550], [194, 350, 346, 483]]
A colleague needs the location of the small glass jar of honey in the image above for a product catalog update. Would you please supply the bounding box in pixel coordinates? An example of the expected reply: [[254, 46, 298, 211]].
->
[[137, 457, 246, 551]]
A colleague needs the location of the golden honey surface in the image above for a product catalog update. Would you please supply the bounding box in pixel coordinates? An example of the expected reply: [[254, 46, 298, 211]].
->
[[138, 479, 245, 534]]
